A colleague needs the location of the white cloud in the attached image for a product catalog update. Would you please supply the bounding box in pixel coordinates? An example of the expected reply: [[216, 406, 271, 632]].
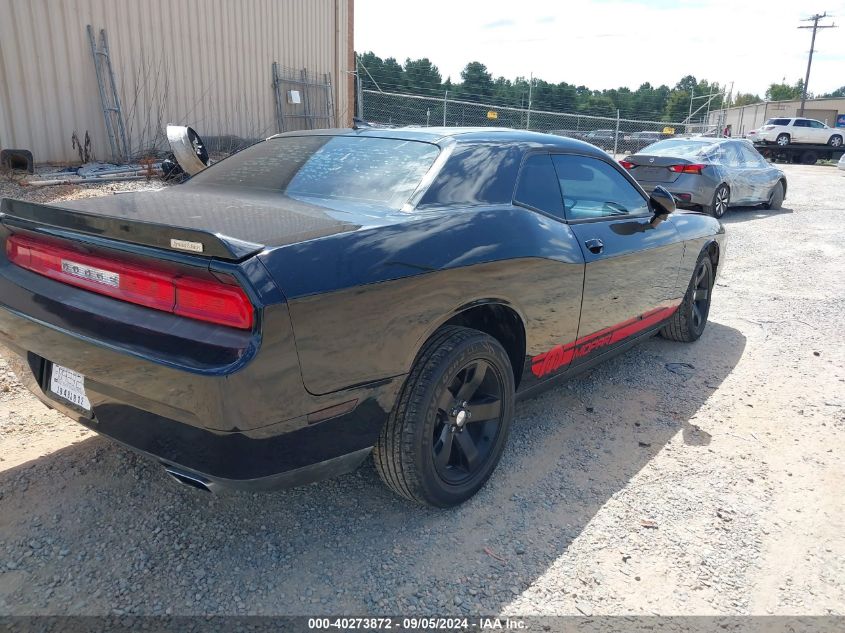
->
[[356, 0, 845, 98]]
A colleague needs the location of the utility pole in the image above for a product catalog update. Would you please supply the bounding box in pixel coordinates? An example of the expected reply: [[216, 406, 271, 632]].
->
[[688, 86, 694, 126], [798, 12, 837, 116], [527, 72, 533, 130]]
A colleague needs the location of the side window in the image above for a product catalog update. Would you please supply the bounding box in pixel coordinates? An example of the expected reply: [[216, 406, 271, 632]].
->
[[738, 144, 765, 167], [418, 143, 522, 208], [721, 144, 744, 167], [514, 154, 564, 217], [793, 119, 809, 127], [552, 154, 649, 221], [809, 120, 825, 128]]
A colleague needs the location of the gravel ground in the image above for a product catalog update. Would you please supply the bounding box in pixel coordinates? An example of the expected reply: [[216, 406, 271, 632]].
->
[[0, 165, 843, 617]]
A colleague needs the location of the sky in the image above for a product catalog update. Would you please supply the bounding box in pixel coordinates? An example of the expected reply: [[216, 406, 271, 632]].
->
[[356, 0, 845, 98]]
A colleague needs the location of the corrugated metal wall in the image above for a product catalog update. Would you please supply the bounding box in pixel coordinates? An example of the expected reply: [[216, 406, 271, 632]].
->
[[0, 0, 353, 163]]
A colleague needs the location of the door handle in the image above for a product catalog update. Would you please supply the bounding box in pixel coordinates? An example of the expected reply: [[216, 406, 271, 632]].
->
[[584, 238, 604, 254]]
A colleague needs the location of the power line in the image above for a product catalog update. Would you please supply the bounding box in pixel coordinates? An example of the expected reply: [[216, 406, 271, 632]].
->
[[797, 12, 837, 116]]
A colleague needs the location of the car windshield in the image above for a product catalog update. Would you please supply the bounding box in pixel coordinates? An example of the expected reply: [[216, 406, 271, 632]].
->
[[638, 139, 716, 156], [189, 135, 441, 211]]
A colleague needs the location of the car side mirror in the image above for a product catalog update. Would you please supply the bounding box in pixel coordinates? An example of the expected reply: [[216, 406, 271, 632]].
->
[[649, 185, 676, 224]]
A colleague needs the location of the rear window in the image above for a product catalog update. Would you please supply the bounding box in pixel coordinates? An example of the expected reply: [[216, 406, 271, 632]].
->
[[637, 139, 716, 157], [188, 136, 440, 211], [765, 118, 791, 126]]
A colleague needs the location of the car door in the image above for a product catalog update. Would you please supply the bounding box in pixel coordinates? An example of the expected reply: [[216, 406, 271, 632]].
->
[[807, 119, 828, 143], [512, 153, 585, 380], [715, 142, 752, 203], [735, 142, 770, 202], [551, 153, 685, 366], [792, 119, 811, 143]]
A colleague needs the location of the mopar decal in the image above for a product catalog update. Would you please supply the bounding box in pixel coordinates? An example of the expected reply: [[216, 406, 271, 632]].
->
[[532, 305, 680, 378]]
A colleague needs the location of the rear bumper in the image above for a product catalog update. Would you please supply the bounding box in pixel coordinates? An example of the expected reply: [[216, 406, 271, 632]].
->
[[0, 254, 398, 490], [0, 332, 392, 490], [638, 180, 713, 208], [748, 132, 777, 143]]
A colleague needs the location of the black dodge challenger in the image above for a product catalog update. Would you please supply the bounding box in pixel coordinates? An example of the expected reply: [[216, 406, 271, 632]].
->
[[0, 128, 725, 507]]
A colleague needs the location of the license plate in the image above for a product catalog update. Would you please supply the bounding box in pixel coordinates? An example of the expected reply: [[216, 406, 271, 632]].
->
[[49, 364, 91, 412], [636, 167, 668, 181]]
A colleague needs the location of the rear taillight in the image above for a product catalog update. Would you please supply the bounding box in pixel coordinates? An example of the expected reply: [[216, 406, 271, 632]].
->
[[668, 164, 705, 175], [619, 160, 634, 169], [761, 125, 774, 131], [5, 235, 253, 330]]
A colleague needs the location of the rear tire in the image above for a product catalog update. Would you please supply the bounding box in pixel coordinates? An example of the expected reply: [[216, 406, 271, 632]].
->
[[661, 252, 714, 343], [709, 184, 730, 218], [776, 133, 790, 147], [829, 135, 843, 148], [374, 326, 514, 508], [765, 181, 784, 210]]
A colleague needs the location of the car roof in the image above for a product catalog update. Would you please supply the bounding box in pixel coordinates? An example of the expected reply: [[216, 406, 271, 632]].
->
[[268, 126, 610, 157]]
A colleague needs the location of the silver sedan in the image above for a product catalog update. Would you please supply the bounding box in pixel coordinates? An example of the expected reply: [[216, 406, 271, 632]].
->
[[620, 137, 786, 218]]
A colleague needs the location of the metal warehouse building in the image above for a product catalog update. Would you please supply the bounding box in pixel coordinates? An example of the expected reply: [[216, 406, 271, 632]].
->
[[0, 0, 354, 164]]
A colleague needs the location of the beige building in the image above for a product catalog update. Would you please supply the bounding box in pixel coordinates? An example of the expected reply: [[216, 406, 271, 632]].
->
[[708, 97, 845, 137], [0, 0, 354, 164]]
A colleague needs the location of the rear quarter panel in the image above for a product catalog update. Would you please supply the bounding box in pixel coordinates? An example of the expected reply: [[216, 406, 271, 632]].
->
[[260, 206, 586, 395], [669, 211, 726, 290]]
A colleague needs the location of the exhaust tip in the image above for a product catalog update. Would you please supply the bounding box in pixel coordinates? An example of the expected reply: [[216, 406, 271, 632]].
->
[[164, 466, 212, 492]]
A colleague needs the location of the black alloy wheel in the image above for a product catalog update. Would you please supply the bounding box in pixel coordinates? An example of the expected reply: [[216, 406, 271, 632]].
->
[[374, 326, 515, 508], [689, 258, 713, 335], [431, 359, 505, 485], [661, 252, 714, 343]]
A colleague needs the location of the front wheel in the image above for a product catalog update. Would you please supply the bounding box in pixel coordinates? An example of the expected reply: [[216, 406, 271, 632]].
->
[[374, 326, 514, 508], [661, 252, 714, 343], [709, 184, 730, 218], [828, 135, 843, 148]]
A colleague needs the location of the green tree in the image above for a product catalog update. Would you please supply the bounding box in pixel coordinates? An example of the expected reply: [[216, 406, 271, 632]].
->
[[675, 75, 698, 94], [358, 52, 406, 92], [379, 57, 405, 91], [493, 76, 518, 106], [358, 51, 385, 91], [765, 80, 804, 101], [404, 58, 442, 95], [578, 94, 616, 117], [665, 89, 693, 122], [631, 83, 669, 120], [458, 62, 494, 100], [821, 85, 845, 98], [733, 92, 761, 106]]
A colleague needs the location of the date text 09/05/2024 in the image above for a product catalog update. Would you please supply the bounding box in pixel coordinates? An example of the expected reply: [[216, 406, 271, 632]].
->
[[307, 617, 526, 630]]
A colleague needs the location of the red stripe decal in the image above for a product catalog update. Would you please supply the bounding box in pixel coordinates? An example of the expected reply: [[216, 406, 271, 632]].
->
[[531, 304, 680, 379]]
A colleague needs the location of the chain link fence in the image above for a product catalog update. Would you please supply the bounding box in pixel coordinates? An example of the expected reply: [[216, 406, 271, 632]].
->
[[362, 90, 718, 156]]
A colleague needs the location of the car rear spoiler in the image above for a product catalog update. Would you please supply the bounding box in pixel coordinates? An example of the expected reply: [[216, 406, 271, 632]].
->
[[0, 198, 264, 261]]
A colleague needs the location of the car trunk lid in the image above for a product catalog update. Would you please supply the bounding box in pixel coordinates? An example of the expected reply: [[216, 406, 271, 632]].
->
[[1, 186, 362, 262], [623, 155, 703, 183]]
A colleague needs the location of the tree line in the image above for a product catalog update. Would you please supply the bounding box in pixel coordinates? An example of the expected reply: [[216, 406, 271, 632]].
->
[[358, 52, 845, 123]]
